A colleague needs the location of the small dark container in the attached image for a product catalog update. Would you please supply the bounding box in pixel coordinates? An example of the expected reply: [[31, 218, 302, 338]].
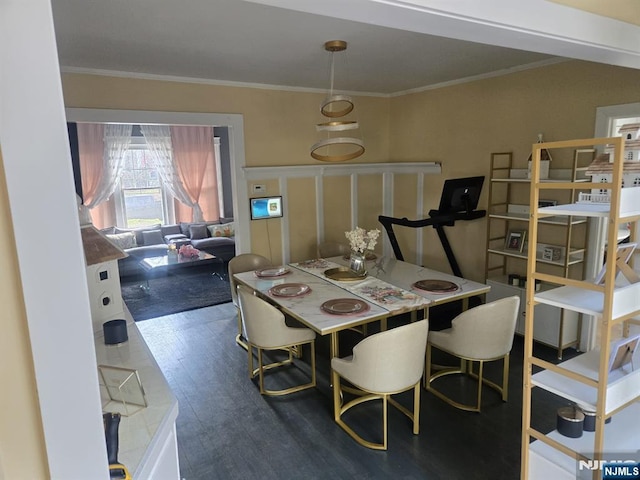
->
[[508, 274, 520, 286], [103, 319, 128, 345], [557, 406, 584, 438], [580, 407, 612, 432]]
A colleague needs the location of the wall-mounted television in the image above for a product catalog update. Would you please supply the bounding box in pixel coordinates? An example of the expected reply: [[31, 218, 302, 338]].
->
[[250, 196, 283, 220]]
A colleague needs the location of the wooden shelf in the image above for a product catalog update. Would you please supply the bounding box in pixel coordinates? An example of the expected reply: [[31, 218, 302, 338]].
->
[[486, 151, 588, 361], [487, 247, 584, 266], [535, 282, 640, 320], [531, 348, 640, 414], [489, 211, 587, 225], [528, 403, 640, 479], [521, 136, 640, 479], [539, 187, 640, 220]]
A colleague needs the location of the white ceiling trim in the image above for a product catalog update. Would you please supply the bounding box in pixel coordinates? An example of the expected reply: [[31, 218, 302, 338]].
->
[[247, 0, 640, 69], [61, 57, 566, 98], [389, 57, 567, 97], [60, 66, 387, 98]]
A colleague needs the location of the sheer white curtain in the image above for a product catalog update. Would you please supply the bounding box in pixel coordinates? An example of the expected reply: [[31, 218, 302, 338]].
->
[[94, 124, 133, 206], [77, 123, 132, 228], [140, 125, 203, 221], [78, 123, 133, 208]]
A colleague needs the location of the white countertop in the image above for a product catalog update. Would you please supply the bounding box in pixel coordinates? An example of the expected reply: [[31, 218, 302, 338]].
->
[[94, 313, 178, 477]]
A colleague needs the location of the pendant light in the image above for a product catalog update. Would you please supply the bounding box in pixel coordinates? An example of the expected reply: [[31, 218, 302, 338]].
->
[[310, 40, 365, 162]]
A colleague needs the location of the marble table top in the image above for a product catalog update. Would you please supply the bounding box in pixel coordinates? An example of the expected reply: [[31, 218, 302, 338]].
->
[[234, 257, 489, 337], [233, 267, 389, 335]]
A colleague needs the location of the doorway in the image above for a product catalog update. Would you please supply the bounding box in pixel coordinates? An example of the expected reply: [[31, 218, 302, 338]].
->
[[65, 108, 250, 253]]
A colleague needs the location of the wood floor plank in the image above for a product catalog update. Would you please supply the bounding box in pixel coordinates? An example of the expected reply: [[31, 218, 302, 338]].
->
[[137, 303, 576, 480]]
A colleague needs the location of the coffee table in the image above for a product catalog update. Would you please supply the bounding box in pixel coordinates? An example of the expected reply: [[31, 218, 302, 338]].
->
[[139, 252, 221, 289]]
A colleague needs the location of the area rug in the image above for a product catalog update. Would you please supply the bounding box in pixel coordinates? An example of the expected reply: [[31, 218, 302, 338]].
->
[[121, 266, 232, 321]]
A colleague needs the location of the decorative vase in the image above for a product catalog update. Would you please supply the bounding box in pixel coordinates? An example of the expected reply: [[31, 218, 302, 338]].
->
[[349, 250, 367, 276]]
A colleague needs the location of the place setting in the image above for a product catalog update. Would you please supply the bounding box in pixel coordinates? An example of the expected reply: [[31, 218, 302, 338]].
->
[[268, 283, 312, 298], [412, 279, 460, 294], [254, 266, 291, 278], [320, 298, 370, 316]]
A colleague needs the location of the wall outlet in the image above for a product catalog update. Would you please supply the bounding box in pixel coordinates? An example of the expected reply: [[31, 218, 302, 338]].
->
[[252, 184, 266, 193]]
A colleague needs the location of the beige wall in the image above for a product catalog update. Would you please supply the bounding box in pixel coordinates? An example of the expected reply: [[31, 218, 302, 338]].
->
[[389, 60, 640, 279], [62, 61, 640, 281], [0, 150, 49, 479], [62, 73, 390, 265], [62, 74, 390, 167], [550, 0, 640, 25]]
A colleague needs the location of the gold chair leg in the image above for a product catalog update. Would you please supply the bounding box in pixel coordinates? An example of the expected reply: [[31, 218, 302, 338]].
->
[[257, 347, 266, 394], [247, 344, 254, 379], [310, 341, 316, 387], [424, 342, 432, 388], [413, 383, 420, 435], [332, 370, 341, 422], [427, 349, 510, 412], [475, 360, 484, 412], [251, 342, 316, 396], [502, 353, 509, 402], [335, 377, 421, 450], [235, 306, 249, 350], [382, 395, 388, 450]]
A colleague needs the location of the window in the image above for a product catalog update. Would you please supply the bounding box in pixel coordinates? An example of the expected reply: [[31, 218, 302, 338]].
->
[[116, 144, 169, 228]]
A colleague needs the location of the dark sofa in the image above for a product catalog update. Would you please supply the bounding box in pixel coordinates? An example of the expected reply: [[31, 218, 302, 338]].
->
[[102, 218, 235, 277]]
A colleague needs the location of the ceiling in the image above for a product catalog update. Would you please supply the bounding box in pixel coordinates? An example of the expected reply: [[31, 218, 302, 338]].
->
[[51, 0, 640, 96]]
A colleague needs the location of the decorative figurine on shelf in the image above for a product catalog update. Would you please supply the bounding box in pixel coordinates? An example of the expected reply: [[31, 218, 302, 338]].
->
[[345, 226, 380, 276]]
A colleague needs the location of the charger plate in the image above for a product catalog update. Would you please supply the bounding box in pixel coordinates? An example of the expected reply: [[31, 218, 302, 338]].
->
[[324, 266, 367, 282], [321, 298, 370, 315], [255, 266, 290, 278], [413, 279, 459, 293], [269, 283, 311, 297]]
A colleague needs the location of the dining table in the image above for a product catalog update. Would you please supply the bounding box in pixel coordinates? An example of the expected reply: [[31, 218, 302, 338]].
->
[[232, 255, 490, 360]]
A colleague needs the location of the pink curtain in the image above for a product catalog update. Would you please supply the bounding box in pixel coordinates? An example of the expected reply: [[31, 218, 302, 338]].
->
[[76, 124, 118, 229], [77, 123, 104, 207], [77, 123, 106, 228], [170, 126, 219, 222]]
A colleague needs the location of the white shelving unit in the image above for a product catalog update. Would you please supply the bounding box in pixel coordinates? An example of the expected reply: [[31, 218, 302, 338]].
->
[[521, 136, 640, 480], [485, 151, 592, 358]]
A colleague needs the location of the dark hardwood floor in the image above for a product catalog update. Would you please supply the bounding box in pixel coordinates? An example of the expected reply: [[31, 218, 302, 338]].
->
[[137, 302, 577, 480]]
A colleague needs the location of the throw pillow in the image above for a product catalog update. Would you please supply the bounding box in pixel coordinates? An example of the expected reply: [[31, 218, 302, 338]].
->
[[208, 222, 235, 237], [115, 224, 161, 245], [190, 224, 208, 240], [161, 224, 181, 236], [105, 232, 137, 249], [142, 229, 165, 246], [179, 222, 192, 236]]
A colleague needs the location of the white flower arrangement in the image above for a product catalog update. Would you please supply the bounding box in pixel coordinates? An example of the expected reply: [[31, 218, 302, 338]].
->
[[345, 227, 380, 254]]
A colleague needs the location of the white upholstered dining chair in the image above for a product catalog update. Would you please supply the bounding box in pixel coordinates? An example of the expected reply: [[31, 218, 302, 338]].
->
[[425, 296, 519, 412], [317, 241, 350, 258], [331, 320, 429, 450], [237, 285, 316, 396], [228, 253, 272, 349]]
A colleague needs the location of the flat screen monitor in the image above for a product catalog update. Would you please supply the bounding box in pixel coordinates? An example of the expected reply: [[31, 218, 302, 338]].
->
[[250, 196, 283, 220], [437, 176, 484, 214]]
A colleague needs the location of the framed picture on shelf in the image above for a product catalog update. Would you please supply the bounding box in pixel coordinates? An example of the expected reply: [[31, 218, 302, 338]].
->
[[608, 334, 640, 372], [542, 245, 564, 262], [505, 229, 526, 253]]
